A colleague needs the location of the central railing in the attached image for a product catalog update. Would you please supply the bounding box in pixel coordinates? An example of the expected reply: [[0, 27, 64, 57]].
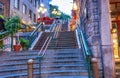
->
[[76, 23, 92, 78], [37, 20, 61, 78]]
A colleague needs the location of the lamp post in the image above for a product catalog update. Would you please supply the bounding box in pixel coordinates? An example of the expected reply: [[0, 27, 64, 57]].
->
[[70, 2, 78, 31], [52, 8, 61, 18], [72, 2, 78, 20], [38, 3, 47, 17]]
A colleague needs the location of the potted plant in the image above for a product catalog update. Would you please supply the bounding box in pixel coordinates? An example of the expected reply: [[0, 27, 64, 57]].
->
[[4, 16, 22, 51], [20, 38, 29, 50], [13, 40, 21, 52]]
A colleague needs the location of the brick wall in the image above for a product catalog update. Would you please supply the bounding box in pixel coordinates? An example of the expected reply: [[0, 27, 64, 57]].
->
[[0, 0, 10, 18]]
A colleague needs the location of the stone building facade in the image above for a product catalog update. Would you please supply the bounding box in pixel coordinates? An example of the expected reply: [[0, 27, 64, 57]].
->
[[0, 0, 10, 18], [78, 0, 115, 78], [10, 0, 39, 24], [0, 0, 52, 24]]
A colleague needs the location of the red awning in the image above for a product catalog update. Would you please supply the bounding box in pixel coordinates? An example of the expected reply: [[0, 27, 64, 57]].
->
[[37, 16, 54, 25]]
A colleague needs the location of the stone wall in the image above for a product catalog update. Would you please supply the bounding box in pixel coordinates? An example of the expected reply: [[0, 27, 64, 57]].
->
[[80, 0, 115, 77], [80, 0, 104, 77], [100, 0, 115, 78]]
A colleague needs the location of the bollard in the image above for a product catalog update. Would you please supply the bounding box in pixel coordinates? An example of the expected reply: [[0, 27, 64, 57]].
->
[[91, 58, 99, 78], [27, 59, 34, 78]]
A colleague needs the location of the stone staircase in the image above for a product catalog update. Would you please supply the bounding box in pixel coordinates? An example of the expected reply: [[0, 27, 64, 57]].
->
[[0, 49, 89, 78], [41, 49, 89, 78], [0, 51, 39, 78], [61, 21, 68, 31], [0, 30, 90, 78], [33, 31, 78, 50]]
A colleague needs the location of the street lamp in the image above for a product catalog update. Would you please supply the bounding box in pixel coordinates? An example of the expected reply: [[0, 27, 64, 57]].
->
[[72, 2, 78, 20], [52, 8, 61, 18], [38, 3, 47, 17], [57, 11, 61, 16], [72, 2, 77, 10], [52, 9, 57, 15]]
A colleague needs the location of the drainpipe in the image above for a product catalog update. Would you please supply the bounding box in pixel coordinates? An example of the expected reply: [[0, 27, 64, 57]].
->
[[97, 0, 105, 78]]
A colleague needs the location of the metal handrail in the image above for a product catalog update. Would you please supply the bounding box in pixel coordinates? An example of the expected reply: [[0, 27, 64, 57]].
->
[[53, 22, 61, 39], [0, 31, 10, 51], [50, 20, 56, 32], [0, 31, 9, 39], [76, 23, 92, 78], [29, 23, 43, 46], [29, 23, 42, 37], [38, 36, 49, 56], [38, 20, 57, 56], [42, 37, 52, 56], [37, 20, 61, 78]]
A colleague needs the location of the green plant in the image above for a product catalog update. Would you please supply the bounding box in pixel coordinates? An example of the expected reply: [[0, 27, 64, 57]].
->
[[0, 40, 4, 50], [20, 38, 29, 50], [4, 16, 22, 51], [0, 14, 4, 19]]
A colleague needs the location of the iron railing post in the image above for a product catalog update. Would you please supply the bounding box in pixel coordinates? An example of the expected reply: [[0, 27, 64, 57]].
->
[[87, 55, 91, 78], [91, 58, 99, 78], [37, 55, 42, 78]]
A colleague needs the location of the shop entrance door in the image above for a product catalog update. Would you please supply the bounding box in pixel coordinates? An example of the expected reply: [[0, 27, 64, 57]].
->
[[110, 2, 120, 58]]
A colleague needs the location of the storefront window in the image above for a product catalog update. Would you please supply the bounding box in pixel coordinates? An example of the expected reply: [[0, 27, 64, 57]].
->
[[112, 22, 119, 58], [110, 2, 120, 58]]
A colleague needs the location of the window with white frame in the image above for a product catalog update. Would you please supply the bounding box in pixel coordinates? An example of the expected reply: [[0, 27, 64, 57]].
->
[[29, 10, 32, 19], [14, 0, 19, 9], [22, 4, 27, 14], [33, 14, 36, 22], [34, 0, 37, 7]]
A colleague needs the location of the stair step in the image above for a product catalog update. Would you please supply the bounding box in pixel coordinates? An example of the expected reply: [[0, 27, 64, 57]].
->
[[42, 69, 88, 73], [0, 28, 90, 78], [47, 76, 89, 78], [0, 72, 39, 78], [0, 64, 87, 72], [4, 55, 84, 61], [0, 59, 85, 67], [41, 70, 88, 76], [0, 72, 89, 78], [9, 49, 82, 57]]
